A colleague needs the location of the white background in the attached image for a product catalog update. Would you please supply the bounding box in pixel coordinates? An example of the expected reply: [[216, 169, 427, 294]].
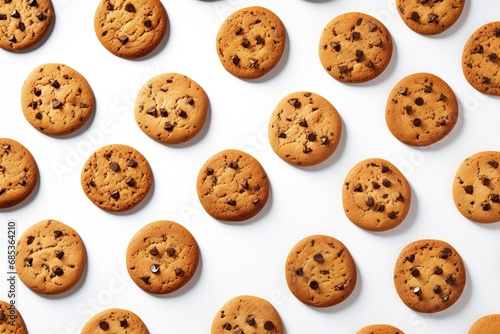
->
[[1, 0, 500, 333]]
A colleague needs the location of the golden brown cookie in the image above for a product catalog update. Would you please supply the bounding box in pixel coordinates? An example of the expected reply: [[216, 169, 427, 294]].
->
[[0, 138, 38, 209], [462, 21, 500, 96], [393, 239, 466, 313], [0, 300, 28, 334], [15, 219, 86, 295], [385, 72, 458, 146], [396, 0, 465, 35], [452, 151, 500, 223], [0, 0, 54, 51], [342, 158, 412, 232], [81, 308, 148, 334], [285, 234, 357, 308], [134, 73, 209, 144], [81, 144, 153, 212], [468, 314, 500, 334], [126, 220, 200, 295], [319, 12, 393, 83], [356, 324, 405, 334], [211, 295, 284, 334], [94, 0, 168, 59], [196, 149, 269, 222], [216, 6, 286, 79], [268, 91, 342, 166], [21, 63, 95, 136]]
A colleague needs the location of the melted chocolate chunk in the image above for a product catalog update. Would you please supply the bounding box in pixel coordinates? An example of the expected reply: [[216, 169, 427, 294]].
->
[[382, 179, 391, 187], [127, 159, 138, 168], [150, 247, 159, 256], [110, 162, 119, 171], [241, 38, 250, 48], [229, 161, 238, 169], [365, 197, 374, 207], [473, 45, 484, 54], [434, 266, 443, 275], [410, 11, 420, 21], [125, 3, 136, 12], [264, 321, 275, 330], [488, 161, 499, 168], [411, 269, 420, 277], [388, 212, 398, 219], [52, 267, 63, 276], [120, 319, 129, 328], [313, 253, 324, 263], [464, 185, 473, 194], [99, 321, 109, 330]]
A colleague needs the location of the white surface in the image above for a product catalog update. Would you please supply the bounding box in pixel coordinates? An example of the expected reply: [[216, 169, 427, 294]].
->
[[1, 0, 500, 333]]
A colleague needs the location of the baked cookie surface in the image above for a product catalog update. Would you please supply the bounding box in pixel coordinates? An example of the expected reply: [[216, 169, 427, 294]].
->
[[94, 0, 168, 59], [0, 138, 38, 209], [393, 239, 466, 313], [81, 144, 153, 212], [81, 308, 149, 334], [342, 158, 412, 232], [468, 314, 500, 334], [268, 91, 342, 166], [0, 300, 28, 334], [462, 21, 500, 96], [15, 219, 86, 295], [21, 63, 95, 136], [319, 12, 393, 83], [211, 295, 284, 334], [453, 151, 500, 223], [386, 72, 458, 146], [216, 6, 286, 79], [285, 234, 357, 308], [197, 149, 269, 222], [0, 0, 54, 51], [396, 0, 465, 35], [356, 324, 405, 334], [126, 220, 199, 294], [135, 73, 208, 144]]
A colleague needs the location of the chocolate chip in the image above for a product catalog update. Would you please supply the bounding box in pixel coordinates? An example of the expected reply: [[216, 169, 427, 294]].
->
[[246, 316, 256, 326], [264, 321, 275, 330], [314, 253, 324, 263], [406, 254, 415, 262], [27, 236, 35, 245], [164, 122, 174, 132], [53, 267, 63, 276], [241, 38, 250, 48], [18, 22, 25, 32], [320, 136, 328, 145], [99, 321, 109, 330], [424, 85, 432, 93], [37, 11, 46, 21], [278, 132, 286, 139], [147, 108, 157, 117], [336, 283, 345, 290], [372, 182, 380, 189], [464, 185, 473, 194], [353, 184, 362, 192], [8, 35, 17, 43], [433, 285, 442, 294], [445, 275, 456, 285], [491, 194, 500, 203], [166, 247, 175, 257], [490, 53, 498, 62], [356, 18, 363, 26], [34, 88, 42, 96], [18, 179, 26, 186], [125, 3, 136, 12], [488, 161, 499, 168], [295, 268, 303, 276], [309, 280, 319, 289], [303, 147, 312, 154], [410, 11, 420, 21], [495, 29, 500, 37], [54, 230, 63, 238], [106, 3, 114, 10], [382, 179, 391, 187], [229, 161, 238, 169], [26, 258, 33, 267], [231, 55, 240, 65], [400, 88, 408, 96], [186, 97, 194, 105], [150, 247, 159, 256], [235, 27, 242, 35], [331, 42, 340, 52], [482, 177, 491, 186], [249, 59, 258, 68], [413, 286, 422, 296], [144, 20, 152, 28], [223, 323, 232, 330], [388, 212, 398, 219], [239, 179, 249, 190], [0, 14, 6, 20], [439, 251, 449, 259], [174, 268, 184, 276], [352, 31, 360, 40], [110, 191, 120, 200], [298, 119, 308, 127], [206, 168, 214, 175], [411, 269, 420, 277], [178, 110, 187, 118], [50, 79, 60, 88], [109, 162, 119, 171], [355, 49, 363, 61], [150, 264, 160, 273], [28, 0, 38, 5], [483, 202, 491, 211], [226, 198, 236, 206], [126, 178, 135, 186], [56, 251, 64, 259], [413, 118, 422, 127], [254, 185, 260, 191], [255, 35, 264, 45], [252, 198, 260, 205], [235, 330, 244, 334], [376, 204, 385, 212], [289, 98, 301, 108], [53, 100, 63, 109], [437, 119, 446, 126], [365, 197, 374, 207], [438, 93, 447, 101], [482, 77, 491, 84], [415, 97, 424, 106], [339, 65, 348, 73], [159, 108, 168, 117], [120, 319, 129, 328], [428, 13, 438, 23], [127, 159, 137, 168], [365, 60, 373, 68], [119, 36, 129, 45], [11, 10, 20, 18], [141, 276, 150, 284], [473, 45, 484, 54], [369, 23, 378, 32], [434, 266, 443, 275]]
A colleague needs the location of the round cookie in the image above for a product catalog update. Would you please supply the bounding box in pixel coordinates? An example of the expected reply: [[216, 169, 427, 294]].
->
[[196, 149, 269, 222], [386, 72, 458, 146], [356, 324, 405, 334], [462, 22, 500, 96], [81, 144, 153, 212], [0, 0, 54, 51], [268, 91, 342, 166], [126, 220, 199, 294], [15, 219, 86, 295], [342, 158, 412, 232], [134, 73, 208, 144], [285, 234, 357, 308], [81, 308, 148, 334], [0, 138, 38, 209], [396, 0, 465, 35], [211, 295, 284, 334], [0, 300, 28, 334], [452, 151, 500, 223], [468, 314, 500, 334], [393, 239, 466, 313], [21, 63, 95, 136], [319, 12, 393, 83], [94, 0, 168, 59], [216, 6, 286, 79]]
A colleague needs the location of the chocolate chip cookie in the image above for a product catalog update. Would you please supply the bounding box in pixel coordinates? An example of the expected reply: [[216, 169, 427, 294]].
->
[[126, 220, 200, 294], [452, 151, 500, 223], [21, 63, 95, 136], [356, 324, 405, 334], [216, 6, 286, 79], [81, 308, 149, 334], [211, 295, 284, 334], [134, 73, 209, 144], [196, 149, 269, 222], [0, 300, 28, 334], [396, 0, 465, 35], [342, 158, 412, 232], [81, 144, 153, 212], [94, 0, 168, 59], [15, 219, 86, 295], [319, 12, 393, 83], [462, 21, 500, 96], [0, 0, 54, 51], [285, 234, 357, 308], [268, 91, 342, 166], [393, 239, 466, 313], [468, 314, 500, 334], [0, 138, 38, 209], [386, 72, 458, 146]]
